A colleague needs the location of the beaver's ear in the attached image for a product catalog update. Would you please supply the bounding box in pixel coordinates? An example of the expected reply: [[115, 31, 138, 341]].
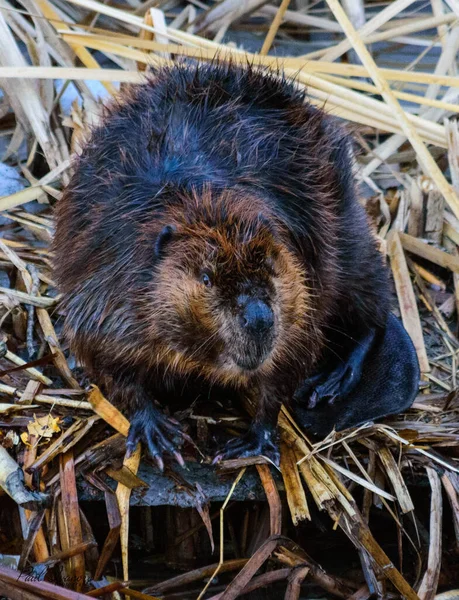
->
[[155, 225, 176, 258]]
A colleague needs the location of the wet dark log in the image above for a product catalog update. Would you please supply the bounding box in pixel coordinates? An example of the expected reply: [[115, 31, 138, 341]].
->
[[77, 462, 266, 507]]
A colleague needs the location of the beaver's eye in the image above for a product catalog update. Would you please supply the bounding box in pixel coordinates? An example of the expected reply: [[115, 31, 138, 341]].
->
[[201, 272, 213, 288]]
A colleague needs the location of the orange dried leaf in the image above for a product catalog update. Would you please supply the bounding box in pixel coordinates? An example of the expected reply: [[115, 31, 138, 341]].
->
[[27, 414, 60, 439]]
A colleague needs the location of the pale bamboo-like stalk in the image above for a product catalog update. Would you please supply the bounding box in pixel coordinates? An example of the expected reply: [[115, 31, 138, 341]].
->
[[323, 0, 459, 219], [260, 0, 291, 55], [319, 0, 418, 62]]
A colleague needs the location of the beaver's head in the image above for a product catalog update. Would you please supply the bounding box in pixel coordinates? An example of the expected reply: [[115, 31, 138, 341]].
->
[[141, 188, 315, 384]]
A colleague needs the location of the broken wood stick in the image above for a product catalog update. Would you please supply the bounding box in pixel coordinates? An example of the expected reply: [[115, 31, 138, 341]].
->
[[0, 445, 49, 510]]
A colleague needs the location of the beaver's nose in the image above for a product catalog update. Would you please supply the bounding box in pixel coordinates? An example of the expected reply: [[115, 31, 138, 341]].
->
[[238, 296, 274, 337]]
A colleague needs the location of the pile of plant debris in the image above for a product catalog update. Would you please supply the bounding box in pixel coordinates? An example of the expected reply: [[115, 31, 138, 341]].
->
[[0, 1, 459, 599]]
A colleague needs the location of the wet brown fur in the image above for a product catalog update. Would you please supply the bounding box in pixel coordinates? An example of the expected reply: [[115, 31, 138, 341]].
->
[[58, 186, 321, 393], [53, 61, 389, 459]]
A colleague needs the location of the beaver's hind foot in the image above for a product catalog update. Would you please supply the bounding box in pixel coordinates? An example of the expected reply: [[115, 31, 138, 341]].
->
[[126, 404, 187, 471], [213, 423, 280, 466]]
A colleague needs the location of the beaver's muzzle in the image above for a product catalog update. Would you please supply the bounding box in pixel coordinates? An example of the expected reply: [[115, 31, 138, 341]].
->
[[237, 296, 274, 339], [235, 295, 275, 370]]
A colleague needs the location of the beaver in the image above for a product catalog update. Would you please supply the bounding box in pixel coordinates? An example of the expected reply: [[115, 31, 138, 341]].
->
[[54, 62, 419, 469]]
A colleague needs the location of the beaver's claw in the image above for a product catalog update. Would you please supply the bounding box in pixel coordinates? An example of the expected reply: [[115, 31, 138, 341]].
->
[[126, 404, 188, 471], [294, 364, 354, 409], [213, 425, 280, 466]]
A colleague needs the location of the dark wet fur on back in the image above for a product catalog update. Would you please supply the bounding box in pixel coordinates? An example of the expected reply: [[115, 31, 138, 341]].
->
[[54, 61, 392, 465]]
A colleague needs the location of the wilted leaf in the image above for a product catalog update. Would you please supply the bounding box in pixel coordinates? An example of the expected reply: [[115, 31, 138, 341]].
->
[[27, 414, 61, 439]]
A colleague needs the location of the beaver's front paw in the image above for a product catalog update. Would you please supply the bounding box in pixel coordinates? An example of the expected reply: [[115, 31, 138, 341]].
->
[[294, 366, 351, 409], [213, 424, 280, 466], [294, 328, 377, 409], [126, 404, 188, 471]]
